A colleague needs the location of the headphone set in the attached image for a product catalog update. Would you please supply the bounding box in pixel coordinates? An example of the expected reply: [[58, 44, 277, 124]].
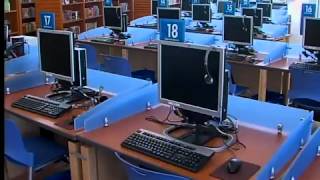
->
[[241, 17, 248, 32], [204, 50, 214, 85]]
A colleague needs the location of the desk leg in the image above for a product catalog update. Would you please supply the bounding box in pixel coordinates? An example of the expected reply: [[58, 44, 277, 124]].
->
[[283, 72, 291, 105], [68, 141, 83, 180], [81, 145, 98, 180], [258, 69, 267, 101]]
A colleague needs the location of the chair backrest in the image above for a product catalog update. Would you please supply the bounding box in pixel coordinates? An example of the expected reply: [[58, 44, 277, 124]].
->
[[5, 119, 34, 167], [77, 44, 101, 70], [225, 63, 237, 95], [101, 55, 132, 77], [289, 68, 320, 102], [114, 152, 189, 180]]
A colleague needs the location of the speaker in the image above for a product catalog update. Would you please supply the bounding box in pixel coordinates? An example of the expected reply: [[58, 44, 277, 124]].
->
[[73, 47, 87, 87]]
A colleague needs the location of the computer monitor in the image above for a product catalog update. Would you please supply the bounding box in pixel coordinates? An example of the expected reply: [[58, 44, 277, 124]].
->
[[104, 6, 123, 31], [257, 3, 272, 18], [38, 29, 74, 82], [157, 8, 181, 29], [192, 4, 211, 23], [242, 8, 263, 28], [181, 0, 192, 12], [159, 42, 227, 121], [223, 15, 253, 46], [151, 0, 158, 15], [303, 17, 320, 53]]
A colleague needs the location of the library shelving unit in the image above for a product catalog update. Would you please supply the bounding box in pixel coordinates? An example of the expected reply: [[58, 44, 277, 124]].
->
[[5, 0, 21, 36], [21, 0, 36, 35], [111, 0, 151, 21], [35, 0, 104, 35]]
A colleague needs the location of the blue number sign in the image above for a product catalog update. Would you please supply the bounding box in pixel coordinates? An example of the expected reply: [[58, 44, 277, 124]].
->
[[300, 3, 316, 34], [224, 1, 235, 15], [160, 19, 185, 42], [40, 12, 56, 30]]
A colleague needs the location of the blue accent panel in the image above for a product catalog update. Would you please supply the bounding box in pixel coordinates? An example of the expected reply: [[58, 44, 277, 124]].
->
[[228, 96, 313, 133], [282, 128, 320, 180], [257, 115, 313, 180], [87, 69, 150, 95], [262, 24, 288, 39], [130, 16, 157, 26], [76, 84, 159, 132], [253, 39, 287, 64], [185, 32, 218, 45]]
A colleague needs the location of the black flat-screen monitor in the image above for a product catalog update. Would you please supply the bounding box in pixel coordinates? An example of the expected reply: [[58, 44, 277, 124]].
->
[[257, 3, 272, 18], [159, 42, 226, 118], [157, 8, 181, 29], [223, 15, 253, 46], [217, 0, 227, 13], [181, 0, 192, 11], [104, 6, 122, 31], [152, 0, 158, 15], [303, 17, 320, 51], [192, 4, 211, 22], [38, 29, 74, 82], [242, 8, 263, 27]]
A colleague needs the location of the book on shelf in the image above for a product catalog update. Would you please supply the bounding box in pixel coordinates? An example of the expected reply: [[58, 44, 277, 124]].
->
[[64, 26, 81, 35], [64, 10, 80, 21], [22, 7, 35, 19], [23, 22, 36, 33], [85, 22, 97, 31], [85, 5, 100, 18]]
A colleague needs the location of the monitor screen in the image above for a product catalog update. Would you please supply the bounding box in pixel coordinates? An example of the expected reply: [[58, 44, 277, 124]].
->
[[157, 8, 181, 29], [38, 29, 74, 82], [181, 0, 192, 11], [152, 0, 158, 15], [257, 3, 272, 18], [160, 42, 225, 117], [192, 4, 211, 22], [223, 15, 253, 46], [217, 0, 227, 13], [104, 6, 122, 30], [303, 18, 320, 51], [242, 8, 263, 27]]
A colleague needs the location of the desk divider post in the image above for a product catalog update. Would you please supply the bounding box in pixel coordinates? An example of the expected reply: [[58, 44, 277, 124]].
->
[[68, 141, 83, 180]]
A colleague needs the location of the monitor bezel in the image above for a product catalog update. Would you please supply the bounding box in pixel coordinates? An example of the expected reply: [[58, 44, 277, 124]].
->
[[181, 0, 192, 12], [38, 29, 75, 82], [242, 7, 263, 28], [151, 0, 158, 15], [157, 7, 181, 30], [223, 15, 253, 46], [158, 40, 226, 118], [303, 17, 320, 51], [104, 6, 123, 31], [192, 4, 212, 23], [257, 2, 272, 18]]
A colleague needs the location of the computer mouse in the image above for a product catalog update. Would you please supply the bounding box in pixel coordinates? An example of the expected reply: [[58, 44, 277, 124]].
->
[[98, 95, 108, 103], [227, 158, 242, 174]]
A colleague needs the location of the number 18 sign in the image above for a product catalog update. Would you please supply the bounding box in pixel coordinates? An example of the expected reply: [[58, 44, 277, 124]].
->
[[159, 19, 185, 42]]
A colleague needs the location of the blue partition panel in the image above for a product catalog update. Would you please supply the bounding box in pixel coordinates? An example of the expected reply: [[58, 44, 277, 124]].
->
[[5, 36, 39, 75], [228, 96, 313, 133], [5, 71, 52, 93], [87, 69, 151, 95], [78, 27, 113, 40], [256, 114, 313, 179], [253, 39, 287, 64], [127, 27, 158, 44], [129, 16, 157, 26], [262, 24, 288, 39], [75, 83, 159, 131], [282, 128, 320, 180]]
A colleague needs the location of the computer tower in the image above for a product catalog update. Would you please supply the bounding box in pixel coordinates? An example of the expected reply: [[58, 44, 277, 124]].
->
[[121, 14, 128, 32], [73, 47, 87, 87]]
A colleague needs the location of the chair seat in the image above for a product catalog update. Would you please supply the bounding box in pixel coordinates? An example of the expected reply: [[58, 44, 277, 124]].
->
[[23, 136, 67, 170], [45, 170, 71, 180]]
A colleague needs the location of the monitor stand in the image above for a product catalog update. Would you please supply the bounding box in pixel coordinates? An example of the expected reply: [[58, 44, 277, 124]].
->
[[163, 109, 227, 146]]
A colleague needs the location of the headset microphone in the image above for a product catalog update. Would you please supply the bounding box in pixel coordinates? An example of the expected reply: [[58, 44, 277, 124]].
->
[[242, 16, 247, 32], [204, 50, 214, 85]]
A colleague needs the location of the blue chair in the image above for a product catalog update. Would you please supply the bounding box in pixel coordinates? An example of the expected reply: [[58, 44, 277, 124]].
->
[[289, 68, 320, 121], [225, 63, 248, 96], [114, 152, 190, 180], [101, 55, 132, 77], [45, 170, 71, 180], [5, 119, 67, 180]]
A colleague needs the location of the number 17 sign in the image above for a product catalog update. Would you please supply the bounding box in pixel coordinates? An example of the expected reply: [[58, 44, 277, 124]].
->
[[159, 19, 185, 42]]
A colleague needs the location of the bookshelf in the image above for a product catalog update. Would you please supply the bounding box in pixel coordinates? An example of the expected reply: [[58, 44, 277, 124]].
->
[[35, 0, 104, 35], [21, 0, 36, 35]]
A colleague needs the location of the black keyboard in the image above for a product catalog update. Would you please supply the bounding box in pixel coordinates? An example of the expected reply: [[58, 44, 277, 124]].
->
[[12, 95, 72, 118], [144, 43, 158, 49], [289, 63, 320, 72], [121, 129, 213, 172]]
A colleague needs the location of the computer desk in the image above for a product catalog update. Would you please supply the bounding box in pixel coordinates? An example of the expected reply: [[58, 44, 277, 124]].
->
[[76, 104, 295, 180], [77, 38, 299, 104]]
